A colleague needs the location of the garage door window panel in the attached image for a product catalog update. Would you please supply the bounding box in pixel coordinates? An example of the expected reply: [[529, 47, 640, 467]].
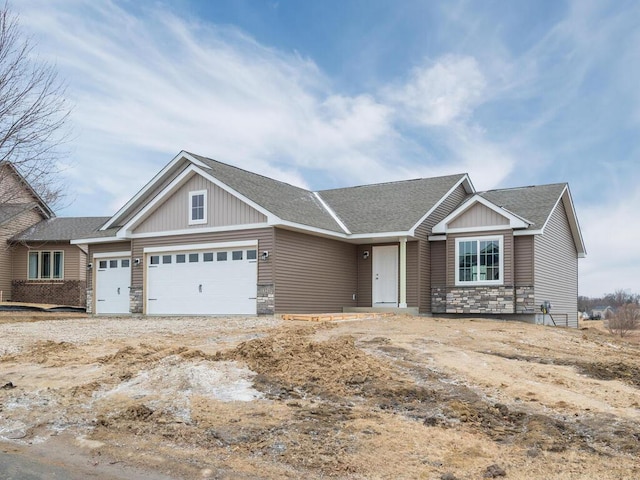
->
[[217, 252, 227, 261], [232, 251, 243, 261], [189, 253, 199, 263], [162, 255, 172, 264], [176, 254, 186, 263], [203, 252, 214, 262]]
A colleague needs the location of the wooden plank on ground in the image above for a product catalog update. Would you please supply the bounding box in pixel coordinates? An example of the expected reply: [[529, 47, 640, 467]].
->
[[280, 312, 395, 322]]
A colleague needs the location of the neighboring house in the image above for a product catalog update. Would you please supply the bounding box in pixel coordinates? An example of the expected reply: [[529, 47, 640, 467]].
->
[[10, 217, 110, 306], [73, 151, 586, 326], [0, 160, 108, 307], [590, 306, 614, 320]]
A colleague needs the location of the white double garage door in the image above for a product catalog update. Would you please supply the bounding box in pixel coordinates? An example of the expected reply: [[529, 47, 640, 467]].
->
[[95, 242, 258, 315]]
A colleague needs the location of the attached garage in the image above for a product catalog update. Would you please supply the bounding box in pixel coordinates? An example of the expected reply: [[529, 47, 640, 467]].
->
[[145, 242, 258, 315], [95, 253, 131, 314]]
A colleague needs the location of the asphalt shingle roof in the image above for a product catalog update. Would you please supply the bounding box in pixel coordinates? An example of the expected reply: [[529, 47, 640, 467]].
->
[[478, 183, 567, 228], [318, 174, 467, 234], [191, 153, 467, 234], [191, 153, 344, 233], [13, 217, 110, 242]]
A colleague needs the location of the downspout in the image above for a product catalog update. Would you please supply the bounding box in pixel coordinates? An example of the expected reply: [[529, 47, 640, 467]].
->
[[399, 237, 407, 308]]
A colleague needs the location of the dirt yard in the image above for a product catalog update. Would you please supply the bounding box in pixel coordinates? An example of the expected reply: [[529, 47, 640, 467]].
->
[[1, 314, 639, 479]]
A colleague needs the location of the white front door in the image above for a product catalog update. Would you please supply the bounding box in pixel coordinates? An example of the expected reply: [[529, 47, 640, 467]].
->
[[146, 246, 257, 315], [372, 245, 398, 306], [95, 257, 131, 314]]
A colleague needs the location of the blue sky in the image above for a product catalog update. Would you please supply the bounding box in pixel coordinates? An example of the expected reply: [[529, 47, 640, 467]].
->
[[17, 0, 640, 298]]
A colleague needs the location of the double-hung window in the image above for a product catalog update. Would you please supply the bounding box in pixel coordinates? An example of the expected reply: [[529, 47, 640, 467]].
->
[[189, 190, 207, 225], [455, 236, 503, 286], [28, 251, 64, 280]]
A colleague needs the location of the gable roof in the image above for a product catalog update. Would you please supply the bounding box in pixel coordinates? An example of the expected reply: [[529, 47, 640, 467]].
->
[[318, 174, 470, 234], [190, 153, 344, 233], [98, 151, 473, 240], [0, 161, 54, 219], [432, 182, 586, 257], [12, 217, 110, 242], [478, 183, 567, 229]]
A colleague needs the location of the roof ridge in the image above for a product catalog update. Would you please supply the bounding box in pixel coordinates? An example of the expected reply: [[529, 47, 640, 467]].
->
[[479, 182, 567, 194], [319, 173, 467, 193], [187, 152, 313, 194]]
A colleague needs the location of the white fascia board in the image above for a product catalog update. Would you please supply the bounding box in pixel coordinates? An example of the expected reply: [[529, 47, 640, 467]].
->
[[313, 192, 351, 234], [348, 231, 413, 240], [93, 251, 131, 259], [117, 165, 198, 236], [408, 174, 474, 235], [432, 194, 529, 234], [102, 151, 200, 230], [513, 229, 543, 236], [143, 240, 256, 254], [130, 223, 271, 239], [543, 185, 586, 256], [70, 236, 127, 245], [428, 235, 447, 241]]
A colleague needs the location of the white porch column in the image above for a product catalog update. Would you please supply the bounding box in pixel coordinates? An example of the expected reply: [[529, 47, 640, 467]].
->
[[399, 237, 407, 308]]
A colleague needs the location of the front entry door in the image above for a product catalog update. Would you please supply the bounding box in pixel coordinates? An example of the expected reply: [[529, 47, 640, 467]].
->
[[372, 245, 398, 306]]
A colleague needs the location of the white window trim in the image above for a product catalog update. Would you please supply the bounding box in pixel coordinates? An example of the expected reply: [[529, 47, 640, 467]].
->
[[27, 250, 65, 280], [188, 189, 207, 225], [454, 235, 503, 287]]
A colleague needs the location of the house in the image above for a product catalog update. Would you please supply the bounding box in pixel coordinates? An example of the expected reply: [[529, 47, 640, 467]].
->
[[0, 160, 109, 307], [590, 306, 614, 320], [73, 151, 586, 326]]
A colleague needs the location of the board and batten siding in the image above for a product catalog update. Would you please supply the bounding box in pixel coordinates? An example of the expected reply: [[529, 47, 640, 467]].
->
[[87, 241, 132, 290], [445, 230, 514, 287], [134, 173, 267, 234], [534, 203, 578, 327], [416, 184, 469, 313], [448, 203, 510, 229], [131, 228, 274, 290], [274, 228, 357, 313], [0, 209, 44, 300]]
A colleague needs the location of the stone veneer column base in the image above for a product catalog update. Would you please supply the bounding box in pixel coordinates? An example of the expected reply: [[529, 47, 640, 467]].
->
[[86, 288, 93, 314], [257, 284, 275, 315], [130, 286, 143, 314]]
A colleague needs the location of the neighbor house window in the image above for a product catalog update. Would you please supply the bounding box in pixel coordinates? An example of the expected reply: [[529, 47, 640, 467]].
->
[[455, 236, 503, 286], [189, 190, 207, 225], [28, 251, 64, 280]]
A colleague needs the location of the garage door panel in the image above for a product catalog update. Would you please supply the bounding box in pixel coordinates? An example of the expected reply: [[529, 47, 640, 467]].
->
[[146, 248, 257, 315], [96, 257, 131, 314]]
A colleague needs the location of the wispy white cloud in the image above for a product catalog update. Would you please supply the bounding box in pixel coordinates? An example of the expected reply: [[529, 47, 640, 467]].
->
[[16, 0, 640, 297]]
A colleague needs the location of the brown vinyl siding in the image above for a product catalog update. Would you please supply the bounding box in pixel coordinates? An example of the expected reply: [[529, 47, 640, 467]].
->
[[131, 228, 274, 290], [12, 243, 86, 281], [430, 241, 446, 287], [534, 203, 578, 327], [445, 230, 514, 286], [87, 241, 132, 289], [134, 174, 267, 234], [406, 241, 418, 307], [417, 184, 468, 313], [356, 244, 372, 307], [274, 228, 357, 313], [514, 235, 534, 285], [448, 203, 510, 229], [1, 209, 44, 300]]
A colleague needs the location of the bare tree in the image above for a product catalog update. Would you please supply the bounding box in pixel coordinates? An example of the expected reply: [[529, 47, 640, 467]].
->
[[607, 304, 640, 338], [0, 2, 71, 209]]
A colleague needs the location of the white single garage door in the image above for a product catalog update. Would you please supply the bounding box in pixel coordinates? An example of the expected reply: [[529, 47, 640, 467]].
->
[[146, 245, 258, 315], [95, 257, 131, 314]]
